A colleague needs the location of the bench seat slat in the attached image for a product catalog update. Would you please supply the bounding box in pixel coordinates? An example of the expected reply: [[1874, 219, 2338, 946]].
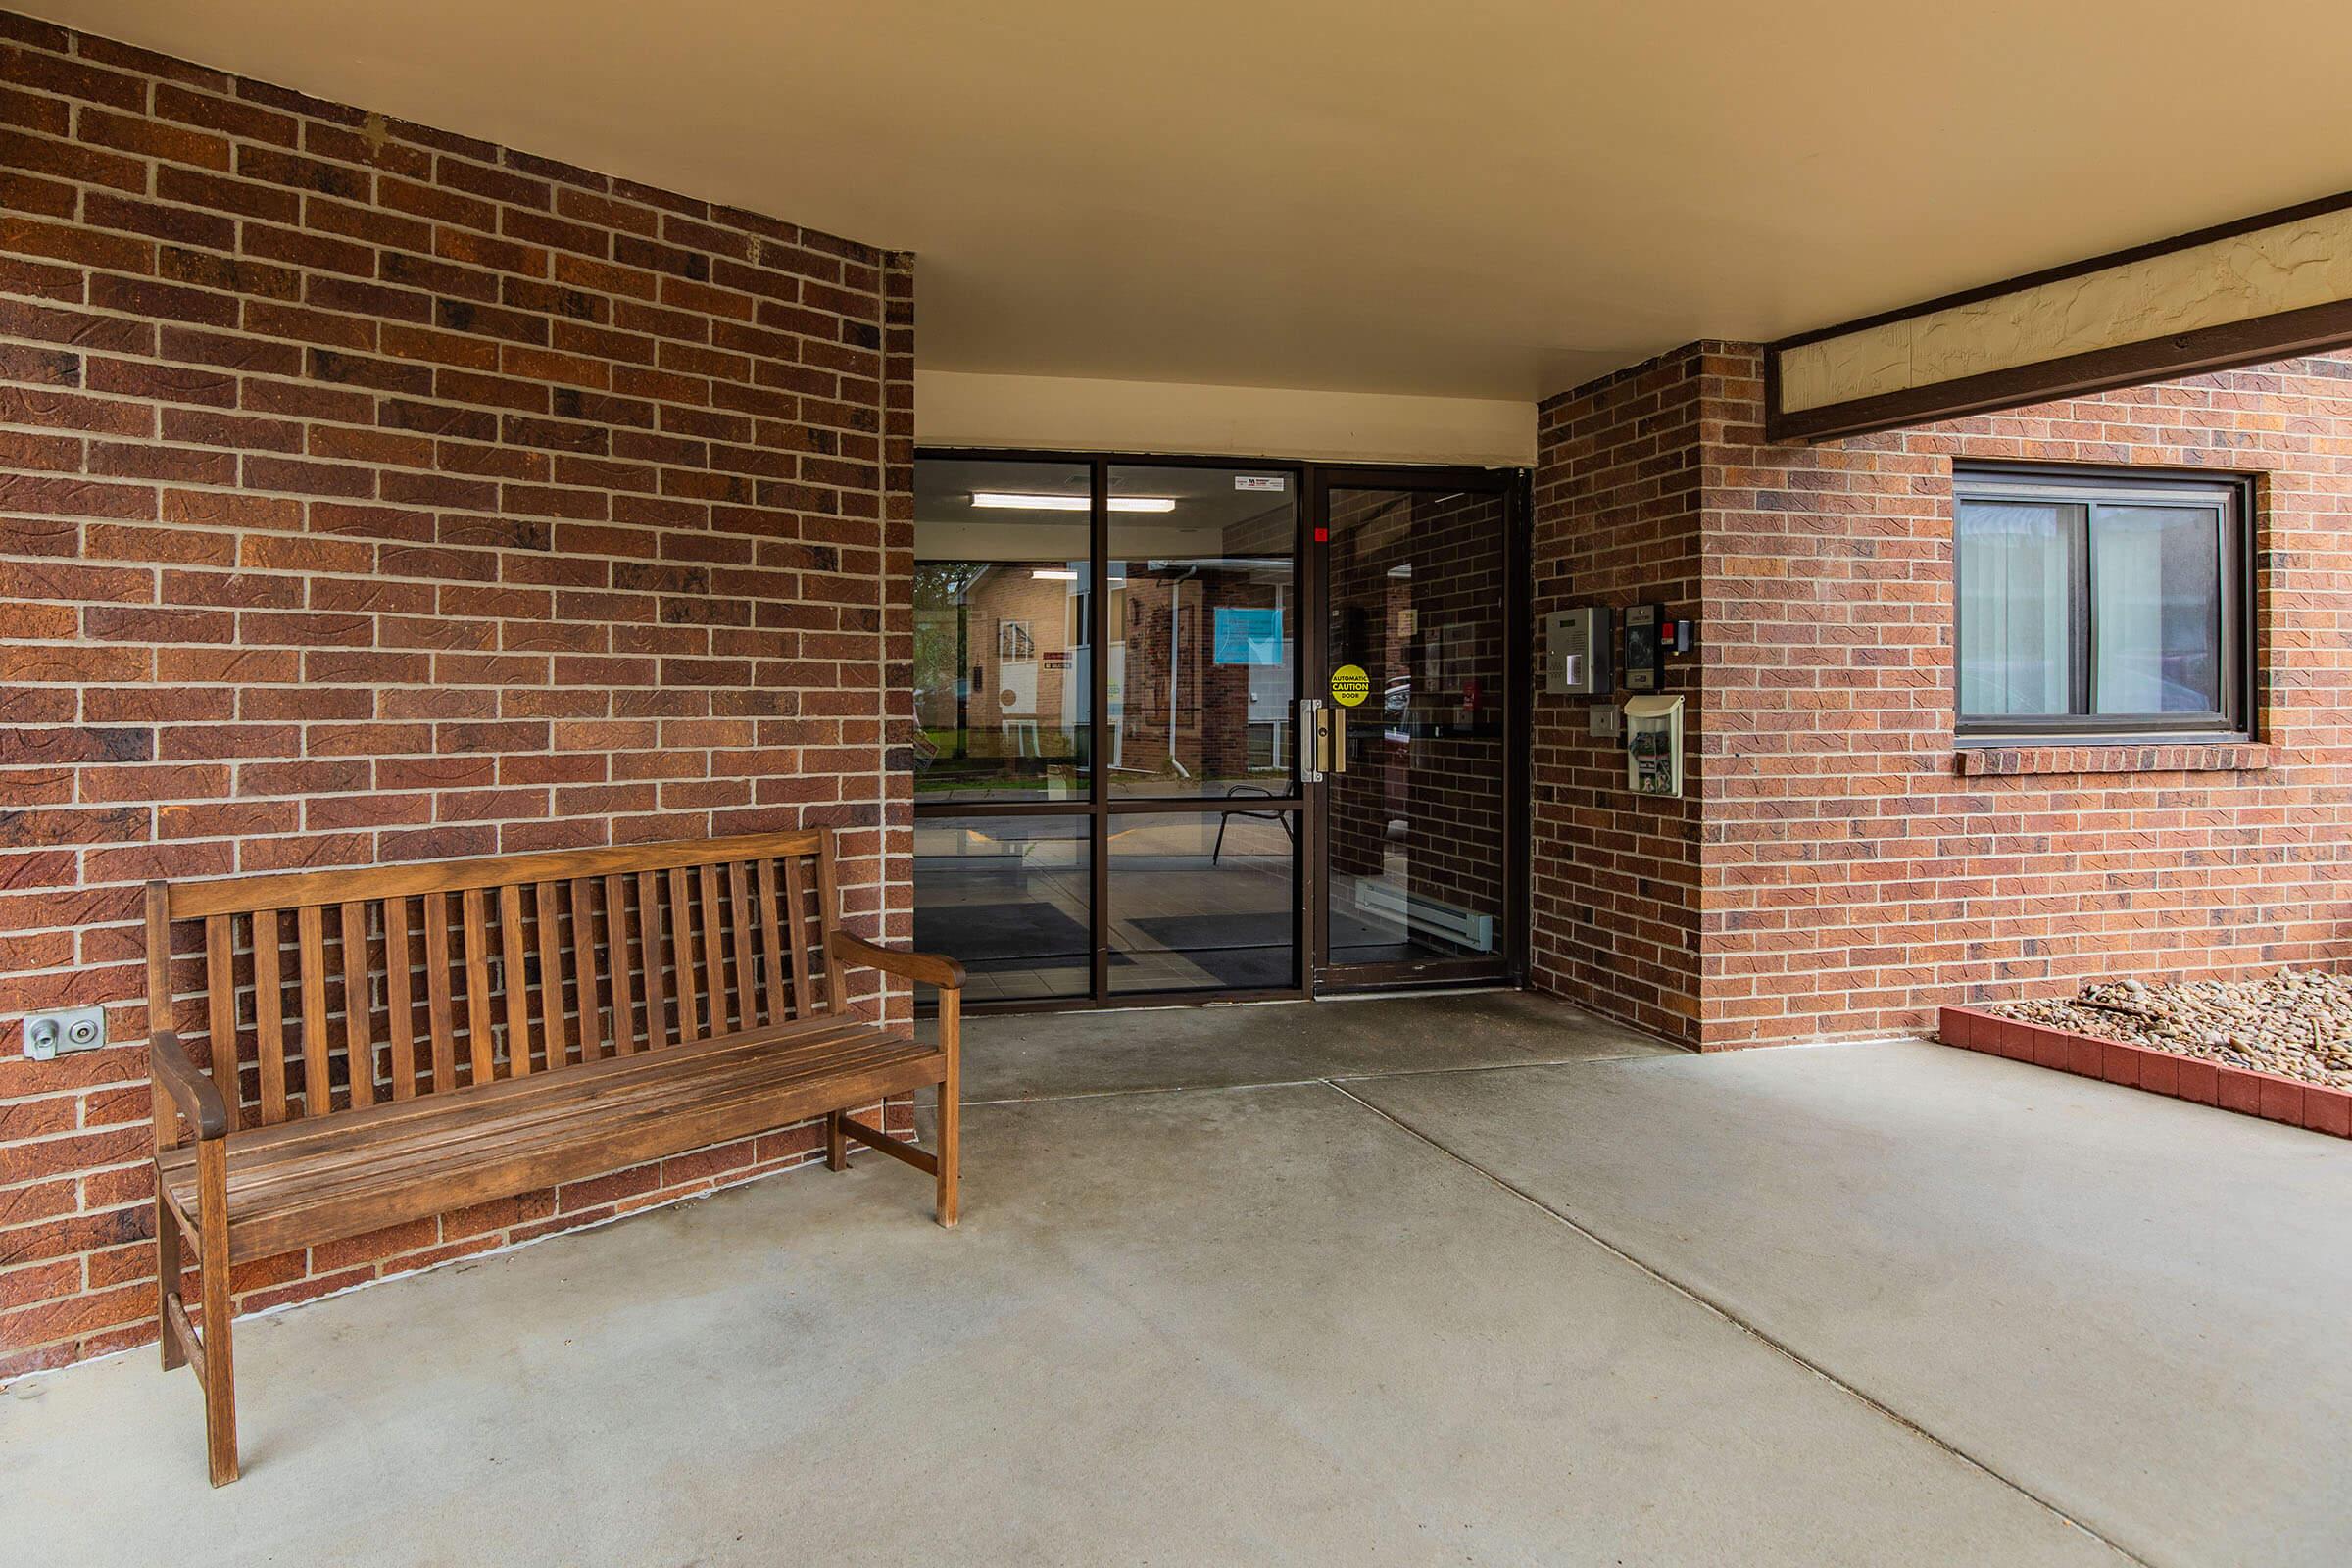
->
[[178, 1035, 923, 1225], [158, 1018, 943, 1264]]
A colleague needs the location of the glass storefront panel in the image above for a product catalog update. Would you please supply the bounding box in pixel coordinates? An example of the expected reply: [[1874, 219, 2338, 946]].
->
[[906, 452, 1517, 1009], [912, 458, 1092, 803], [1107, 809, 1296, 993], [1106, 465, 1298, 800], [911, 814, 1091, 1003]]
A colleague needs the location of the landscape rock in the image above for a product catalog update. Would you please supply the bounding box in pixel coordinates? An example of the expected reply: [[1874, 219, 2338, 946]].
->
[[1987, 969, 2352, 1091]]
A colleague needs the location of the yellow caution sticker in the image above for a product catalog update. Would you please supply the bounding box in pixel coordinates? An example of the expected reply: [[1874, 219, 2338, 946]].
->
[[1330, 663, 1370, 707]]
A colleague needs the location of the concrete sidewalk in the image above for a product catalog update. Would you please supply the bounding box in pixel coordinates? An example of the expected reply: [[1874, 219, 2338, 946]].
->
[[7, 993, 2342, 1565]]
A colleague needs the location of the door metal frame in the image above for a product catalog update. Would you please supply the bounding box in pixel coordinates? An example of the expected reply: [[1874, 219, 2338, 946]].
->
[[912, 447, 1529, 1014]]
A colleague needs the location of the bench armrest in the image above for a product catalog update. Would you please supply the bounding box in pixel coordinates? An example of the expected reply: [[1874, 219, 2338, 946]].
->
[[150, 1029, 229, 1141], [826, 931, 966, 991]]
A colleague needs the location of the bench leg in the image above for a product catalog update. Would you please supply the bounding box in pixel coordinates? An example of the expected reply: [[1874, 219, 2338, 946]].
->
[[935, 1090, 959, 1228], [155, 1184, 184, 1372], [936, 990, 960, 1229], [825, 1109, 848, 1171], [197, 1140, 238, 1487]]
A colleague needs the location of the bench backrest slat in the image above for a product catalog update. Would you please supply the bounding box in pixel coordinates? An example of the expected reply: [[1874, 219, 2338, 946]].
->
[[461, 889, 494, 1086], [569, 876, 600, 1061], [497, 889, 531, 1077], [150, 830, 857, 1131], [695, 863, 722, 1034], [666, 865, 698, 1045], [254, 913, 286, 1123], [814, 832, 850, 1014], [422, 892, 456, 1092], [634, 868, 664, 1054], [781, 852, 815, 1017], [607, 879, 635, 1062], [296, 906, 329, 1117], [756, 858, 787, 1025], [339, 901, 373, 1110], [202, 915, 239, 1134], [384, 896, 416, 1101]]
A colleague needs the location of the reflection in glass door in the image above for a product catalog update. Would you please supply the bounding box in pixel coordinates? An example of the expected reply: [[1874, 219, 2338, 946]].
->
[[909, 458, 1097, 1001], [909, 454, 1303, 1006], [1105, 464, 1299, 993], [1312, 478, 1517, 988]]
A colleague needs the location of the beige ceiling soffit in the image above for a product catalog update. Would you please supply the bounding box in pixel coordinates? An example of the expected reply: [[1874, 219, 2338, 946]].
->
[[1766, 190, 2352, 442], [915, 371, 1538, 466]]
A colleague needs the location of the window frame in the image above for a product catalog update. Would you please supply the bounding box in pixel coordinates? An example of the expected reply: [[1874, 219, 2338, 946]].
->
[[1953, 464, 2253, 744]]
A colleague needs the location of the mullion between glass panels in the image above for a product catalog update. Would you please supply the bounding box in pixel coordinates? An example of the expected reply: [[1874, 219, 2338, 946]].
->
[[2071, 502, 2093, 717], [1087, 457, 1109, 1003]]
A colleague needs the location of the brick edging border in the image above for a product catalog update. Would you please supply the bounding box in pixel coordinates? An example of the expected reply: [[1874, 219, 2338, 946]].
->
[[1937, 1005, 2352, 1139]]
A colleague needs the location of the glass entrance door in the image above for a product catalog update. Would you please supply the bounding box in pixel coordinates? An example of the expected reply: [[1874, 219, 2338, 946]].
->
[[1102, 464, 1301, 995], [910, 451, 1522, 1010], [1308, 472, 1520, 990]]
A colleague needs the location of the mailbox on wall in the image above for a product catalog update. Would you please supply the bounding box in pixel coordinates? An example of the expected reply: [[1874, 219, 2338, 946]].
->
[[1624, 694, 1685, 798]]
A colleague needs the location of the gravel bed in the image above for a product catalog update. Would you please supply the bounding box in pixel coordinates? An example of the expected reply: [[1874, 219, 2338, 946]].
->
[[1986, 968, 2352, 1091]]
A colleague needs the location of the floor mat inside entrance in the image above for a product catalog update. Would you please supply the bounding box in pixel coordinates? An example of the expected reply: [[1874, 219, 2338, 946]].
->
[[912, 902, 1099, 971]]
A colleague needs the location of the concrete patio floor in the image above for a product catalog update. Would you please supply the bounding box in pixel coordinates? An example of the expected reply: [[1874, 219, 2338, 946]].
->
[[6, 993, 2346, 1566]]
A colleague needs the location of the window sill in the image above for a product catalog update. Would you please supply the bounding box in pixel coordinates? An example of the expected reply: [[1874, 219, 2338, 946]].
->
[[1954, 742, 2269, 777]]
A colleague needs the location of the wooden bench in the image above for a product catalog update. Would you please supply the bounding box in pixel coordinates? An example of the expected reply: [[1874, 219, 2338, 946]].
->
[[142, 828, 964, 1486]]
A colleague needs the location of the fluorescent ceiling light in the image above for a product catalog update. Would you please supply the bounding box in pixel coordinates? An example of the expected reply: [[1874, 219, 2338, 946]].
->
[[1031, 567, 1078, 580], [971, 491, 1175, 513]]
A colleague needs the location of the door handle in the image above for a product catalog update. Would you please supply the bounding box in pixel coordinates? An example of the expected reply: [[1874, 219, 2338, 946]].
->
[[1328, 704, 1348, 774], [1299, 698, 1325, 783]]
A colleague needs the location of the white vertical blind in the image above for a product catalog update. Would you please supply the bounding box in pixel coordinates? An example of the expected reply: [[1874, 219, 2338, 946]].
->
[[1956, 501, 2073, 715]]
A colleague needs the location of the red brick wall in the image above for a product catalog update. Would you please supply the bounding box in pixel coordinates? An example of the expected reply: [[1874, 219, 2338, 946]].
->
[[1532, 340, 2352, 1049], [1530, 350, 1708, 1043], [0, 15, 915, 1378], [1698, 343, 2351, 1045]]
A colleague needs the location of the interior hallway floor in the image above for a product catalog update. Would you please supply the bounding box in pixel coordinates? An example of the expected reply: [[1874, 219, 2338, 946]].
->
[[7, 992, 2347, 1566]]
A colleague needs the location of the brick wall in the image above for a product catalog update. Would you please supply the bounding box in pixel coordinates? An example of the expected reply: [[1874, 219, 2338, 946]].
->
[[0, 14, 915, 1378], [1531, 340, 2352, 1048], [1529, 351, 1708, 1043], [1697, 344, 2351, 1045]]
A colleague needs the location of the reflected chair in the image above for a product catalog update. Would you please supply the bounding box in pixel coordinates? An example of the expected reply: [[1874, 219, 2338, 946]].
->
[[1211, 784, 1296, 864]]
